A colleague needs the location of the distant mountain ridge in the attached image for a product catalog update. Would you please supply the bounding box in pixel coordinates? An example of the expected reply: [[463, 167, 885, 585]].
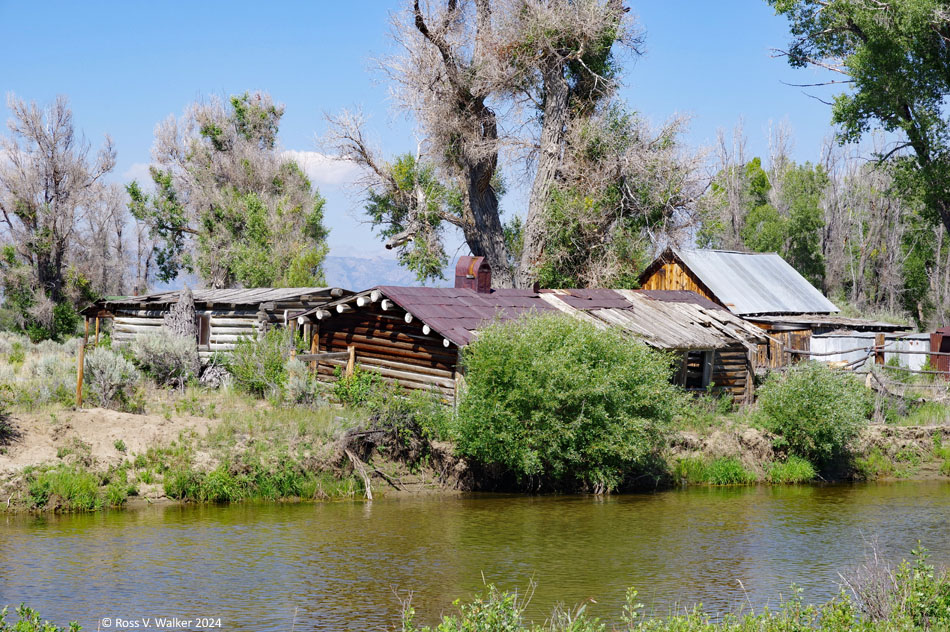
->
[[322, 255, 452, 291]]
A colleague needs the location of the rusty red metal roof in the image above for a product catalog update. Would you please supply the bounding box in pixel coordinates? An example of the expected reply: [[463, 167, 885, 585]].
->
[[379, 286, 556, 345], [297, 286, 768, 350]]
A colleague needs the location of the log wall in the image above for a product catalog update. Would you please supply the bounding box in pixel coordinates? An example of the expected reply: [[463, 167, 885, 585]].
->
[[110, 308, 261, 362], [712, 344, 754, 403], [316, 302, 458, 399]]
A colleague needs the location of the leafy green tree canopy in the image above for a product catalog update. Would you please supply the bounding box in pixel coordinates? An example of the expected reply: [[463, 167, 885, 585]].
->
[[129, 92, 329, 288], [770, 0, 950, 232]]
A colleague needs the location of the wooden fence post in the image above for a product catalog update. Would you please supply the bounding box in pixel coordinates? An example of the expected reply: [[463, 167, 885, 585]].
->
[[75, 317, 90, 408], [94, 316, 100, 346], [875, 333, 886, 366], [346, 345, 356, 377]]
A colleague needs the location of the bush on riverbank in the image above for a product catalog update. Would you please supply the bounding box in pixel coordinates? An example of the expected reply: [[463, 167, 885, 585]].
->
[[227, 328, 292, 398], [83, 347, 141, 412], [401, 549, 950, 631], [0, 605, 79, 632], [758, 361, 873, 470], [455, 313, 680, 493]]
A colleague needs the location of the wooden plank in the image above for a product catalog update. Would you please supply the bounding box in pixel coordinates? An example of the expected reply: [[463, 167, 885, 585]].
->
[[296, 352, 350, 361]]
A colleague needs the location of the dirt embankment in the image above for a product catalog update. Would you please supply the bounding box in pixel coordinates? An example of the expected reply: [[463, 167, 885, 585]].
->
[[0, 407, 470, 506], [0, 408, 214, 475]]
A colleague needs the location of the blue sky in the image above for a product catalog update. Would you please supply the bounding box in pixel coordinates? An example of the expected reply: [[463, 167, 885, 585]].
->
[[0, 1, 840, 259]]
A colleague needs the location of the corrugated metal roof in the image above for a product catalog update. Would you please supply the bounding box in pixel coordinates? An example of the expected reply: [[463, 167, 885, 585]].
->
[[673, 248, 839, 316], [302, 286, 767, 351]]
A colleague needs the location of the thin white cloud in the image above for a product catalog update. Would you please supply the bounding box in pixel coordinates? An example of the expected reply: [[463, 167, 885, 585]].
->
[[283, 150, 363, 188], [122, 162, 152, 183]]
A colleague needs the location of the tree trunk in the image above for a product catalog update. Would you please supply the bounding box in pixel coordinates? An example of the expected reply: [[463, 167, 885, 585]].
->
[[461, 163, 514, 288], [516, 60, 571, 289]]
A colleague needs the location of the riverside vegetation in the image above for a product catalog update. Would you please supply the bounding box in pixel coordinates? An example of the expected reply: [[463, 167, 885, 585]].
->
[[2, 314, 950, 512], [398, 548, 950, 632]]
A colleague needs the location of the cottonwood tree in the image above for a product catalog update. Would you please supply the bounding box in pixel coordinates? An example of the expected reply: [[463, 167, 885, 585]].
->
[[769, 0, 950, 235], [131, 92, 329, 289], [329, 0, 700, 288], [698, 124, 827, 288], [0, 95, 117, 338]]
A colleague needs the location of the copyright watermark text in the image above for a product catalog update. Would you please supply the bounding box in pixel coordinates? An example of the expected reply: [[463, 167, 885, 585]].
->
[[98, 616, 223, 629]]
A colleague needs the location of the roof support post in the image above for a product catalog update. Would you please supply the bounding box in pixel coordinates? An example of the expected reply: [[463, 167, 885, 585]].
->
[[309, 324, 320, 372], [289, 319, 297, 359], [346, 345, 356, 377]]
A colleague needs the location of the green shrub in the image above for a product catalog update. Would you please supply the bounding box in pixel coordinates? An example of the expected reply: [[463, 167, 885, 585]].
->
[[83, 347, 140, 410], [131, 329, 199, 388], [8, 341, 25, 365], [228, 328, 291, 398], [163, 467, 202, 500], [455, 313, 679, 492], [363, 383, 452, 463], [333, 365, 383, 405], [0, 605, 80, 632], [673, 456, 710, 485], [855, 448, 896, 479], [766, 455, 816, 484], [758, 362, 873, 468], [200, 466, 243, 502], [673, 456, 757, 486]]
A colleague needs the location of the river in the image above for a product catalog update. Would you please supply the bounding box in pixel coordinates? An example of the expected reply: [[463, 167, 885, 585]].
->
[[2, 482, 950, 631]]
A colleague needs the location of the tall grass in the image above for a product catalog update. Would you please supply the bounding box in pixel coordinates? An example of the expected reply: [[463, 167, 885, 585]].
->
[[672, 456, 756, 486]]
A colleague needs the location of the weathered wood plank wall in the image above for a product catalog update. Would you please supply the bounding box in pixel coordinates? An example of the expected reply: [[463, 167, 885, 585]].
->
[[639, 261, 721, 306]]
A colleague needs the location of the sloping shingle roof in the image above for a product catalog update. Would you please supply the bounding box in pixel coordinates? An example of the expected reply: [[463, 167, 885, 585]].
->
[[301, 286, 767, 350], [662, 248, 839, 316]]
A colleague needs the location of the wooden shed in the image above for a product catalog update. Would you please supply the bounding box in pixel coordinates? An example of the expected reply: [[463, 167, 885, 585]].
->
[[294, 257, 768, 402], [639, 248, 907, 368], [81, 287, 348, 362]]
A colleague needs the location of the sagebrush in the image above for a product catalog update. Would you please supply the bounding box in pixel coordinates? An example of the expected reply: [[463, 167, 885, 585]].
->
[[83, 347, 140, 410], [131, 329, 199, 388]]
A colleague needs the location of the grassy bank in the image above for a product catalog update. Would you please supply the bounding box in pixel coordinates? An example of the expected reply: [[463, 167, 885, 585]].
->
[[3, 388, 373, 512]]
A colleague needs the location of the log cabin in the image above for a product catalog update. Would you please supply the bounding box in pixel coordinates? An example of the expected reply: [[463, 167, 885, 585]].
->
[[639, 248, 908, 368], [80, 287, 349, 363], [294, 257, 768, 403]]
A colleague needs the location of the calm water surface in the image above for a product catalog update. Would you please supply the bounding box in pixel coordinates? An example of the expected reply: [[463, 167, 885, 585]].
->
[[2, 482, 950, 631]]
